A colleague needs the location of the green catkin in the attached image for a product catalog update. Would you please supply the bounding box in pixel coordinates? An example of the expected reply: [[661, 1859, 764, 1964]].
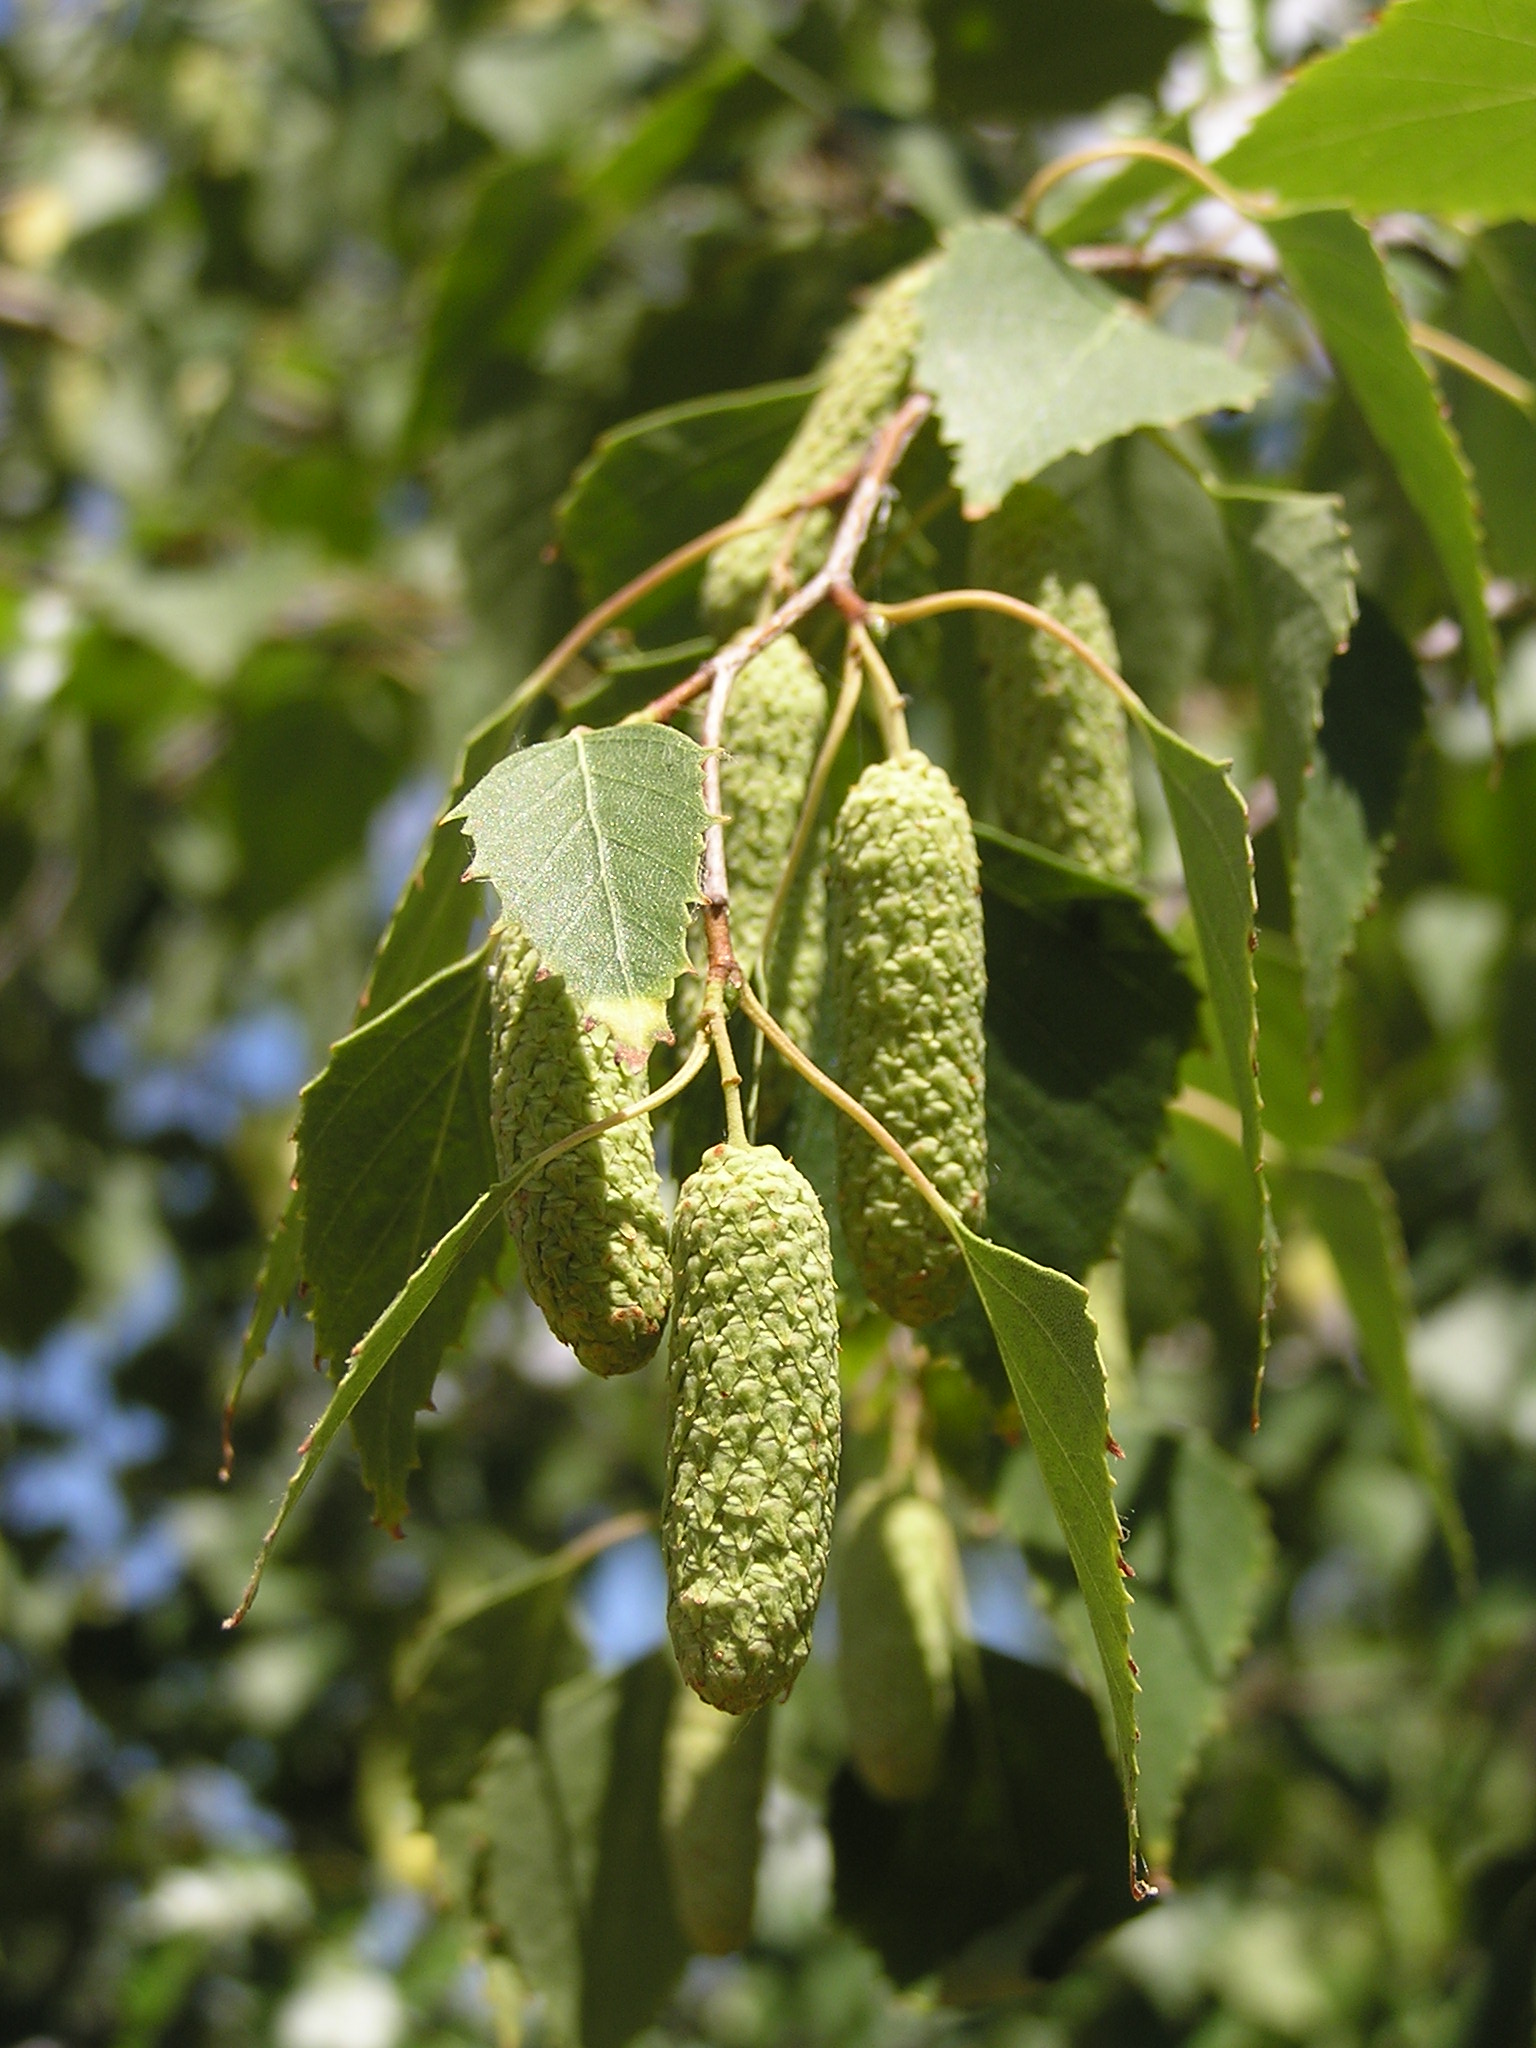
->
[[671, 636, 828, 1130], [970, 484, 1141, 882], [721, 636, 829, 1120], [662, 1690, 770, 1953], [664, 1143, 841, 1713], [828, 753, 987, 1326], [837, 1483, 963, 1802], [700, 261, 930, 632], [489, 921, 670, 1377]]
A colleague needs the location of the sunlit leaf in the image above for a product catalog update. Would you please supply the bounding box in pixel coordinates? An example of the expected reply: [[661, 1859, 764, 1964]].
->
[[955, 1223, 1137, 1835], [452, 724, 710, 1056], [296, 948, 500, 1528], [1135, 709, 1278, 1335], [917, 220, 1265, 516], [1219, 0, 1536, 224], [1269, 210, 1499, 710]]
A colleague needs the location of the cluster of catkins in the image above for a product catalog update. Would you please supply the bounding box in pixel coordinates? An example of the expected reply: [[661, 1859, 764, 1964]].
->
[[486, 264, 1137, 1948]]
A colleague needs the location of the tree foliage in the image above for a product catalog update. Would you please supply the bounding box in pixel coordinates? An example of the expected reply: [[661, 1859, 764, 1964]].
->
[[1, 2, 1534, 2045]]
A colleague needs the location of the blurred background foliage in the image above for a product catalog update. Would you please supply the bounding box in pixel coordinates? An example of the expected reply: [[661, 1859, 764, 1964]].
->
[[1, 0, 1535, 2043]]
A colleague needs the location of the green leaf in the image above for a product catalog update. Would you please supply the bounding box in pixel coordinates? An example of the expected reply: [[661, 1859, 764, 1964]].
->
[[1217, 0, 1536, 224], [72, 544, 318, 684], [557, 1655, 689, 2048], [955, 1223, 1137, 1832], [830, 1649, 1142, 1988], [916, 220, 1265, 517], [221, 1187, 302, 1468], [440, 404, 582, 648], [476, 1731, 583, 2046], [296, 948, 501, 1527], [1217, 485, 1358, 850], [1278, 1153, 1474, 1592], [363, 693, 537, 1019], [415, 53, 743, 441], [1050, 430, 1238, 712], [1135, 709, 1278, 1329], [1268, 210, 1499, 709], [558, 380, 813, 614], [1125, 1433, 1272, 1866], [1001, 1426, 1271, 1870], [1039, 116, 1193, 249], [229, 1176, 512, 1627], [481, 1656, 688, 2043], [499, 54, 747, 366], [411, 160, 579, 444], [1293, 597, 1425, 1044], [452, 724, 709, 1056], [1437, 227, 1536, 583], [400, 1548, 587, 1809], [926, 0, 1194, 119], [977, 826, 1201, 1278], [225, 684, 542, 1426]]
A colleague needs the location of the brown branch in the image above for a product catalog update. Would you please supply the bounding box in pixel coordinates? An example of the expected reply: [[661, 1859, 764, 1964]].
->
[[504, 468, 863, 726], [660, 392, 931, 926]]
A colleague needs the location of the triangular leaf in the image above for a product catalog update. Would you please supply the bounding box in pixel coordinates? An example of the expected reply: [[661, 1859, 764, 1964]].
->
[[1218, 0, 1536, 225], [916, 219, 1266, 517], [978, 825, 1201, 1279], [1051, 430, 1239, 709], [831, 1650, 1141, 1987], [1131, 1433, 1273, 1867], [229, 1176, 512, 1627], [400, 1550, 587, 1809], [1294, 597, 1426, 1045], [954, 1223, 1138, 1838], [1217, 485, 1358, 850], [1268, 210, 1499, 710], [558, 381, 814, 613], [296, 947, 501, 1527], [1278, 1152, 1474, 1592], [1135, 710, 1279, 1335], [453, 724, 710, 1057]]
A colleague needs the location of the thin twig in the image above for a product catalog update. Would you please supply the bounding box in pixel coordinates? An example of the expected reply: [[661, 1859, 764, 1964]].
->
[[852, 621, 911, 757], [1016, 138, 1271, 230], [736, 982, 957, 1233], [1409, 320, 1535, 414], [668, 393, 933, 927], [871, 588, 1146, 725], [708, 1005, 748, 1147], [1067, 243, 1276, 287], [505, 470, 861, 728]]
